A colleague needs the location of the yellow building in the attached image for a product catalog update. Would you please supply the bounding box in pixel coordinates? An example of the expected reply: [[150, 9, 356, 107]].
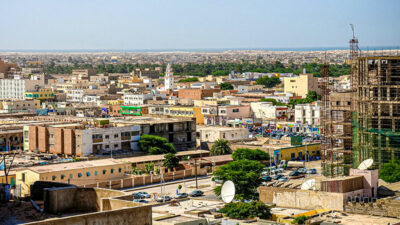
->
[[193, 99, 230, 107], [167, 106, 204, 124], [274, 144, 321, 161], [108, 100, 124, 105], [284, 74, 320, 98], [25, 89, 55, 100], [16, 158, 131, 197], [0, 171, 16, 187]]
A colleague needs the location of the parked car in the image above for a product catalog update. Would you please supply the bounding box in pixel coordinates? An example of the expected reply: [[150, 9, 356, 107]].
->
[[306, 169, 317, 174], [289, 171, 300, 177], [174, 193, 188, 199], [156, 196, 172, 202], [273, 174, 283, 180], [132, 193, 145, 199], [278, 177, 289, 182], [137, 191, 151, 198], [189, 190, 204, 197], [261, 176, 272, 182], [297, 168, 307, 174], [134, 199, 148, 203]]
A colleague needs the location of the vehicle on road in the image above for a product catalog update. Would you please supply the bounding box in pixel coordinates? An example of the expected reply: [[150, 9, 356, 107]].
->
[[134, 199, 148, 203], [278, 177, 289, 182], [306, 169, 317, 174], [137, 191, 151, 198], [261, 176, 272, 182], [297, 168, 307, 174], [174, 192, 188, 199], [132, 193, 145, 199], [289, 171, 300, 177], [156, 196, 172, 202], [189, 190, 204, 197], [273, 174, 283, 180]]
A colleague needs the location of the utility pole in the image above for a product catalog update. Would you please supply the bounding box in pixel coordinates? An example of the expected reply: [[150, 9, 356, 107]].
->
[[194, 158, 198, 189]]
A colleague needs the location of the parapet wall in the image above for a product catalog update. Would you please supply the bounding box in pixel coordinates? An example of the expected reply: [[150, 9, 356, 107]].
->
[[345, 196, 400, 219], [259, 186, 346, 211]]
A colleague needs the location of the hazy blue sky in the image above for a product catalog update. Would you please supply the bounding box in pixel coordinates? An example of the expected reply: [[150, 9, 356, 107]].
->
[[1, 0, 399, 50]]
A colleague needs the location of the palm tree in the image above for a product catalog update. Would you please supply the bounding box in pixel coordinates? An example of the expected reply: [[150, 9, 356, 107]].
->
[[210, 139, 232, 156]]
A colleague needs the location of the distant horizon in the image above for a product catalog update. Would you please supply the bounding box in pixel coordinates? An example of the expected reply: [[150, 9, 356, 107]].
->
[[1, 46, 399, 53]]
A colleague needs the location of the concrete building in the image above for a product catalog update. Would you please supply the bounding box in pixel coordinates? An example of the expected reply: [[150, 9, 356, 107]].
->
[[295, 101, 322, 127], [24, 88, 55, 100], [25, 120, 141, 156], [0, 99, 40, 113], [178, 88, 220, 100], [202, 105, 251, 126], [123, 92, 153, 105], [198, 127, 249, 143], [15, 158, 131, 197], [251, 102, 289, 121], [284, 73, 320, 98], [237, 84, 264, 93]]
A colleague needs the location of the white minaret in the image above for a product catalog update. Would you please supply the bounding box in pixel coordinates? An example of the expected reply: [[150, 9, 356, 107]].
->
[[164, 63, 174, 90]]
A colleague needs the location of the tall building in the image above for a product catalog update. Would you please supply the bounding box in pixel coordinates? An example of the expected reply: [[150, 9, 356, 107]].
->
[[353, 56, 400, 169], [284, 73, 320, 98], [164, 63, 174, 90]]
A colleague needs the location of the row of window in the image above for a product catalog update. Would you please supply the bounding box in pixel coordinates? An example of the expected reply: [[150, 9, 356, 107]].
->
[[49, 168, 123, 181]]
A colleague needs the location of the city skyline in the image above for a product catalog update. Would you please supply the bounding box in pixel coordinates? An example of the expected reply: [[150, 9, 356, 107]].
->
[[1, 0, 399, 50]]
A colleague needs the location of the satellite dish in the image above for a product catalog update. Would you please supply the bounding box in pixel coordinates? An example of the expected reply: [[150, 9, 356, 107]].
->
[[358, 158, 374, 170], [221, 180, 235, 203], [301, 179, 315, 190]]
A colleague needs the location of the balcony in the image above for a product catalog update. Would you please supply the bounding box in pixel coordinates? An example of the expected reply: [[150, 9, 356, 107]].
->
[[92, 138, 103, 143]]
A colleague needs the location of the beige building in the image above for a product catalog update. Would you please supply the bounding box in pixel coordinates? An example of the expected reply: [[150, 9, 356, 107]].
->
[[16, 158, 131, 197], [0, 99, 40, 113], [284, 73, 320, 98], [198, 127, 249, 143]]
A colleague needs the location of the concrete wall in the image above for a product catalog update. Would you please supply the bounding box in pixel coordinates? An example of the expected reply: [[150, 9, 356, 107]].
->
[[25, 205, 152, 225], [345, 196, 400, 219], [259, 186, 345, 211]]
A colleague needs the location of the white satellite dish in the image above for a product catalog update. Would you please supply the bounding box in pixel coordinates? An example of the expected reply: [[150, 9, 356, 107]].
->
[[358, 158, 374, 170], [301, 179, 315, 190], [221, 180, 235, 203]]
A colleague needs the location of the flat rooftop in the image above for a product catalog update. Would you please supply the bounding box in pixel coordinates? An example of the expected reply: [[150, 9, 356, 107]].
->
[[120, 150, 209, 164], [26, 158, 124, 173], [112, 116, 194, 125]]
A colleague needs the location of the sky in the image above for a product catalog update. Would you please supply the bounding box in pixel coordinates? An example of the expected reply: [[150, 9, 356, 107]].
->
[[0, 0, 399, 50]]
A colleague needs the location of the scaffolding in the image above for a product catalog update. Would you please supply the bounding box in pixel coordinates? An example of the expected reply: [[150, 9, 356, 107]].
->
[[321, 65, 354, 176], [352, 56, 400, 169]]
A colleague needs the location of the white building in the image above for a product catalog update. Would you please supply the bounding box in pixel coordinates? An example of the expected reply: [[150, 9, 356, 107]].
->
[[164, 63, 174, 90], [82, 95, 98, 103], [66, 89, 84, 102], [295, 101, 322, 126], [198, 127, 249, 143], [123, 92, 153, 105], [0, 79, 26, 100], [250, 102, 289, 120]]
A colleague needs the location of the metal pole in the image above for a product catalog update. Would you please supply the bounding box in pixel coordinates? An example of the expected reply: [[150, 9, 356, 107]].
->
[[194, 158, 198, 189]]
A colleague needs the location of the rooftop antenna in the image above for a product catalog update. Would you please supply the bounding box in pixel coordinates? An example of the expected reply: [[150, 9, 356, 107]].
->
[[357, 158, 373, 170], [301, 179, 316, 190], [221, 180, 235, 203]]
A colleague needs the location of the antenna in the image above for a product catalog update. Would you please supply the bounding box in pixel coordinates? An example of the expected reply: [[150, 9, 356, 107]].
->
[[221, 180, 235, 203], [357, 158, 373, 170], [301, 179, 316, 190]]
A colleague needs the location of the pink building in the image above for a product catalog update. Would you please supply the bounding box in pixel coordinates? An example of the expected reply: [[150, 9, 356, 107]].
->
[[349, 168, 379, 198], [202, 105, 251, 126]]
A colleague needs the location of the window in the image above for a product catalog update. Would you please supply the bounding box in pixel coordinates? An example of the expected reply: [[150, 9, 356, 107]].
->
[[105, 145, 109, 149], [86, 172, 91, 176], [105, 135, 109, 139], [22, 173, 25, 182], [52, 176, 56, 181], [69, 174, 73, 178], [111, 169, 114, 174], [114, 134, 119, 138], [61, 175, 65, 180], [95, 171, 98, 176], [232, 109, 239, 113], [78, 173, 82, 177], [114, 144, 118, 148], [118, 168, 122, 173], [131, 131, 140, 136], [103, 170, 106, 175]]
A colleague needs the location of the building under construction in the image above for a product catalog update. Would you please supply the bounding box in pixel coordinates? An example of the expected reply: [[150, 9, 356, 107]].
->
[[352, 56, 400, 169]]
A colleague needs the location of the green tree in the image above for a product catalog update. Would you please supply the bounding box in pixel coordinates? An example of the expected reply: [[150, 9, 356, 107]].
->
[[379, 160, 400, 183], [218, 201, 271, 220], [210, 139, 232, 156], [220, 82, 234, 90], [138, 134, 176, 155], [214, 159, 264, 200], [256, 76, 281, 88], [306, 90, 321, 101], [163, 153, 180, 171], [292, 215, 309, 224], [232, 148, 270, 161], [144, 163, 154, 174], [178, 77, 199, 83]]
